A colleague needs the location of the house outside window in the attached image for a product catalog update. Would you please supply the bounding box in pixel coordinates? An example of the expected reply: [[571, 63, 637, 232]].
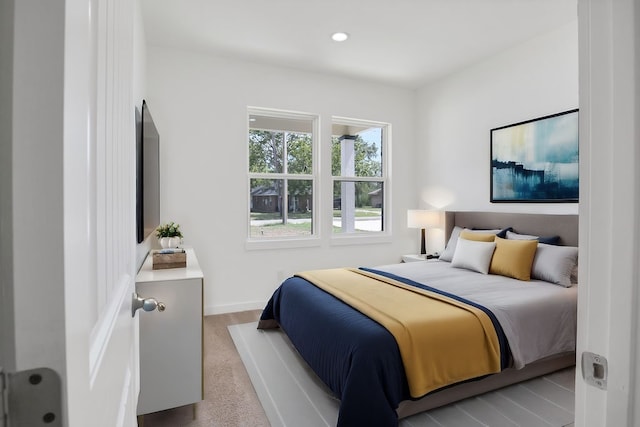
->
[[248, 108, 317, 240], [331, 117, 389, 236]]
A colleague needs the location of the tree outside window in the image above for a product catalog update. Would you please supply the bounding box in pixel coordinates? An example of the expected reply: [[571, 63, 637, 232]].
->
[[248, 110, 316, 239]]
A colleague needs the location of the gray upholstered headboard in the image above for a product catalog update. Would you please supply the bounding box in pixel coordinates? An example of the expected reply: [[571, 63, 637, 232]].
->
[[444, 211, 579, 247]]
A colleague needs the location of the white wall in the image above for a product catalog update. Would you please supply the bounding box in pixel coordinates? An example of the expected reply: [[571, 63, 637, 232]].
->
[[415, 21, 579, 217], [145, 20, 580, 314], [133, 0, 153, 270], [146, 48, 417, 314], [10, 0, 66, 377]]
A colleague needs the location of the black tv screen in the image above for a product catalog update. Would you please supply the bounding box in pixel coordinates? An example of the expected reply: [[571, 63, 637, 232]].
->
[[136, 100, 160, 243]]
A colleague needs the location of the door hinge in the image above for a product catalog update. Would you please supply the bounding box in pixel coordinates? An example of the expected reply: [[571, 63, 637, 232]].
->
[[1, 367, 62, 426]]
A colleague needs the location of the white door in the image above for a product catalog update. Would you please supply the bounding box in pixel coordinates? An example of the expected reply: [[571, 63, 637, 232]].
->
[[65, 0, 139, 424], [2, 1, 140, 426]]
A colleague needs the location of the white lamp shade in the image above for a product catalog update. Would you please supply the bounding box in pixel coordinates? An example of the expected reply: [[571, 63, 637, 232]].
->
[[407, 210, 441, 229]]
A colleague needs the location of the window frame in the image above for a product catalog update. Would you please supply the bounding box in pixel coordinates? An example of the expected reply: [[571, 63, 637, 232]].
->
[[330, 116, 392, 245], [246, 107, 320, 250]]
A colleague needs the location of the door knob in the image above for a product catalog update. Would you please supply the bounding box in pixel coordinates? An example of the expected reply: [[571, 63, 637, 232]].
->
[[131, 292, 166, 317]]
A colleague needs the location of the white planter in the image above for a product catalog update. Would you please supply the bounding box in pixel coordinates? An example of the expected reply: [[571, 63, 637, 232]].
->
[[159, 236, 181, 249]]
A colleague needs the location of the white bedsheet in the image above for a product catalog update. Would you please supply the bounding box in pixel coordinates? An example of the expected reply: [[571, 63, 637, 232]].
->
[[377, 260, 577, 369]]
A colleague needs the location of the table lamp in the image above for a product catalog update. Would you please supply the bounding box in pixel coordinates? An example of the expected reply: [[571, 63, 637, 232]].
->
[[407, 210, 441, 255]]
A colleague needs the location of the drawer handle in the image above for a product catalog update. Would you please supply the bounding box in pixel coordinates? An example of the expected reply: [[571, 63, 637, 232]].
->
[[131, 292, 166, 317]]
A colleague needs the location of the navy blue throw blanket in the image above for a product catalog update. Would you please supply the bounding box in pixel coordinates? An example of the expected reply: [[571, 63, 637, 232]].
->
[[259, 269, 509, 426]]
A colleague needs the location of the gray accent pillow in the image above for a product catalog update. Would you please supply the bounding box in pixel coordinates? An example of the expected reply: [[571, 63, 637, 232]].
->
[[570, 261, 579, 284], [531, 243, 579, 287]]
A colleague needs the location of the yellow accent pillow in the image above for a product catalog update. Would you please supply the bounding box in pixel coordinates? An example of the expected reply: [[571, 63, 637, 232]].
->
[[489, 237, 538, 281], [459, 230, 496, 242]]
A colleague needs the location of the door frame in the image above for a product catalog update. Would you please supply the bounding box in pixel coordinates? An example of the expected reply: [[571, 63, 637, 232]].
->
[[575, 0, 640, 425]]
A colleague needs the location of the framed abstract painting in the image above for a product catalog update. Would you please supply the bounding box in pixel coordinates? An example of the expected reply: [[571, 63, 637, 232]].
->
[[490, 109, 579, 203]]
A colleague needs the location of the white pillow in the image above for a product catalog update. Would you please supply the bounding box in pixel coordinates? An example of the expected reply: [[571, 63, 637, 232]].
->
[[440, 227, 501, 262], [531, 243, 579, 287], [506, 230, 538, 240], [506, 230, 561, 245], [439, 226, 463, 262], [450, 238, 496, 274]]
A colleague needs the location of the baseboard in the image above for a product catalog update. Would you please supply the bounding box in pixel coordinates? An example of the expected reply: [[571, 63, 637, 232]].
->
[[204, 300, 266, 316]]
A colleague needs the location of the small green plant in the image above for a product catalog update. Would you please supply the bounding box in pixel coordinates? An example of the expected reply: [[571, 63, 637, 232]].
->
[[156, 222, 183, 238]]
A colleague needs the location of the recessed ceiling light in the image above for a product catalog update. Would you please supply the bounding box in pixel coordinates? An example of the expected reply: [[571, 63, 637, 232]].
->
[[331, 32, 349, 42]]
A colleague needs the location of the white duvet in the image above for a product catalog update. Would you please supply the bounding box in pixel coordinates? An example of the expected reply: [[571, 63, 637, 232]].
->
[[377, 260, 577, 369]]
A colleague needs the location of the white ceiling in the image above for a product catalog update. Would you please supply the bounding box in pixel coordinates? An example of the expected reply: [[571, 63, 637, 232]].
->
[[140, 0, 577, 89]]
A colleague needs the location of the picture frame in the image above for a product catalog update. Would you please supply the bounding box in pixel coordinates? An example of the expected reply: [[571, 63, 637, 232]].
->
[[490, 109, 579, 203]]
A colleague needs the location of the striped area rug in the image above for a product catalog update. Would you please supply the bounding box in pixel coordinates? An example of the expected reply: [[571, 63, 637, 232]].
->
[[229, 322, 575, 427]]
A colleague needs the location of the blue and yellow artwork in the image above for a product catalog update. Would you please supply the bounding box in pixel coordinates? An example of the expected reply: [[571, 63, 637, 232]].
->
[[491, 109, 579, 202]]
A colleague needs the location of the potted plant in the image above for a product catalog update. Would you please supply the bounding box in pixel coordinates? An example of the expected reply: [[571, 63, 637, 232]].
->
[[156, 222, 183, 249]]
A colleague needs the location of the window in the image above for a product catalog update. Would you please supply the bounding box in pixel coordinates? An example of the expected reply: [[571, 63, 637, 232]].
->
[[332, 118, 389, 235], [248, 108, 317, 240]]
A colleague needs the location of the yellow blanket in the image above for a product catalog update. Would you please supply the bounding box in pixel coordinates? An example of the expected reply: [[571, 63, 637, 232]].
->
[[296, 268, 501, 397]]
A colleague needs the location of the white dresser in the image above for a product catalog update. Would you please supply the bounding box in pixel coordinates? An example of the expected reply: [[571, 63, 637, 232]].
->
[[135, 247, 204, 415]]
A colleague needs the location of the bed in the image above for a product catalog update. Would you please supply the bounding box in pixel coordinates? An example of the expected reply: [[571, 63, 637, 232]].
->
[[258, 211, 579, 426]]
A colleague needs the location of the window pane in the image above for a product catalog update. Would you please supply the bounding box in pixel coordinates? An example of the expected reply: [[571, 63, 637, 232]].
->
[[287, 133, 312, 174], [249, 114, 314, 175], [331, 125, 382, 177], [248, 110, 317, 241], [332, 181, 383, 233], [249, 130, 283, 173], [250, 178, 313, 238], [250, 178, 283, 218], [287, 179, 313, 215]]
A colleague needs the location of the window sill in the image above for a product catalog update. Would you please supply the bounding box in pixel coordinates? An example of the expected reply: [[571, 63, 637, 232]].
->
[[245, 237, 322, 251], [330, 233, 392, 246]]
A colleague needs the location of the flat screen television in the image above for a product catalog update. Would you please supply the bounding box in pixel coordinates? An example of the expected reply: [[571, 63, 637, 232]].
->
[[136, 100, 161, 243]]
